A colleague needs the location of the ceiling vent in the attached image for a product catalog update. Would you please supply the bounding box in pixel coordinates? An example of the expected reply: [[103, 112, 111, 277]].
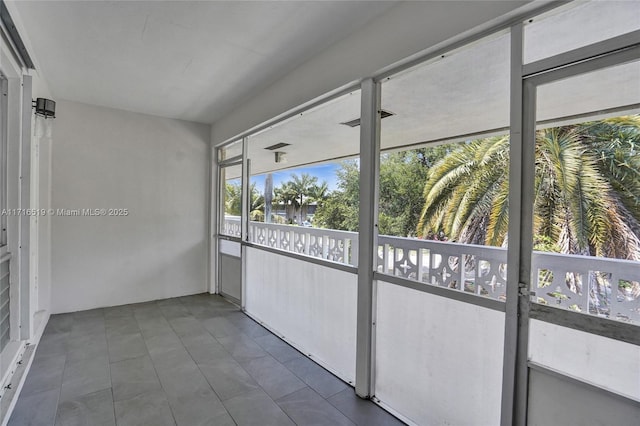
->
[[264, 142, 291, 150], [341, 109, 395, 128]]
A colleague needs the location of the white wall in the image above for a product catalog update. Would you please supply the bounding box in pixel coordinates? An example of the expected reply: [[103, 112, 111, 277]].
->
[[211, 0, 532, 144], [528, 368, 640, 426], [375, 281, 505, 426], [245, 247, 357, 382], [51, 100, 210, 313], [529, 319, 640, 400]]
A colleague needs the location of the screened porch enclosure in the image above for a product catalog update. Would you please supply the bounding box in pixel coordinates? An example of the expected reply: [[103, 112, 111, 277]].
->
[[214, 2, 640, 425]]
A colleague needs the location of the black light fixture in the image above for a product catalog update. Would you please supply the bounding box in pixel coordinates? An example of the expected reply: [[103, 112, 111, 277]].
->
[[33, 98, 56, 118]]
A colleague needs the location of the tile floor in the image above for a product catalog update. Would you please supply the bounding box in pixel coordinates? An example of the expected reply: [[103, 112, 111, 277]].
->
[[9, 293, 404, 426]]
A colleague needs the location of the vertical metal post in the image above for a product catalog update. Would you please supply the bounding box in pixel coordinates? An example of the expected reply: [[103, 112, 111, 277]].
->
[[0, 76, 7, 247], [502, 22, 532, 426], [19, 74, 32, 340], [240, 137, 249, 310], [209, 143, 218, 294], [516, 76, 536, 425], [355, 78, 381, 398]]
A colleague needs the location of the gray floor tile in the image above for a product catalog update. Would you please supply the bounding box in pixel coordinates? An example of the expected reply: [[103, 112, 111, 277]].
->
[[15, 294, 403, 426], [103, 305, 133, 319], [201, 316, 241, 338], [143, 331, 184, 359], [55, 388, 115, 426], [105, 316, 140, 337], [240, 355, 306, 400], [327, 389, 405, 426], [200, 412, 237, 426], [72, 308, 104, 320], [157, 302, 191, 320], [167, 316, 209, 339], [136, 316, 174, 339], [284, 355, 349, 398], [276, 387, 355, 426], [20, 354, 66, 396], [225, 313, 271, 338], [60, 356, 111, 401], [107, 332, 148, 363], [60, 373, 112, 403], [217, 333, 267, 362], [160, 370, 228, 426], [63, 355, 109, 383], [150, 346, 195, 372], [198, 357, 260, 401], [71, 313, 105, 326], [183, 335, 231, 365], [181, 299, 227, 319], [223, 389, 295, 426], [70, 320, 106, 338], [130, 301, 162, 318], [65, 334, 108, 363], [46, 314, 75, 334], [133, 311, 165, 324], [8, 388, 59, 426], [34, 333, 69, 360], [156, 361, 212, 399], [110, 355, 162, 401], [114, 390, 175, 426], [254, 334, 303, 364]]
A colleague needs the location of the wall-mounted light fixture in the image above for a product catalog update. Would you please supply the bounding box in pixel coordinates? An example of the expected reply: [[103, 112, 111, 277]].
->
[[33, 98, 56, 118], [275, 151, 287, 164]]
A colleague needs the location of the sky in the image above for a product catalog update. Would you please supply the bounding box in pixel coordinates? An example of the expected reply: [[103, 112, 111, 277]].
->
[[249, 163, 341, 194]]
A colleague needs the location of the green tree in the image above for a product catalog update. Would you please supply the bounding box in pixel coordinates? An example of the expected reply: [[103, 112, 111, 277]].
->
[[272, 173, 329, 224], [417, 117, 640, 260], [289, 173, 318, 224], [273, 181, 297, 220], [225, 181, 265, 220], [308, 181, 329, 206], [225, 181, 242, 216], [314, 148, 452, 235], [249, 183, 265, 221], [379, 147, 451, 236], [314, 161, 360, 231]]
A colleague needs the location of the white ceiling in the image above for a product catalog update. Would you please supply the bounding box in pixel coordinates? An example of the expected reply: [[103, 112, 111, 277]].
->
[[12, 0, 396, 124], [240, 0, 640, 178]]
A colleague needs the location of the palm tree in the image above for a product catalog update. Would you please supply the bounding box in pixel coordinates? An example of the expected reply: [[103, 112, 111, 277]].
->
[[417, 116, 640, 260], [249, 183, 265, 221], [288, 173, 318, 224], [225, 181, 265, 220], [273, 182, 298, 223], [225, 181, 242, 216], [308, 181, 329, 205]]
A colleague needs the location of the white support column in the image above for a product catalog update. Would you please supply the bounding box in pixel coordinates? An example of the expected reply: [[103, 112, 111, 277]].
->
[[502, 22, 533, 426], [208, 142, 218, 294], [240, 138, 249, 310], [19, 74, 32, 340], [355, 78, 381, 398]]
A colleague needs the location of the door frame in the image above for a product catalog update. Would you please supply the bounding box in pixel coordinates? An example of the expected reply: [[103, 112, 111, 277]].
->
[[509, 30, 640, 426], [212, 140, 244, 305]]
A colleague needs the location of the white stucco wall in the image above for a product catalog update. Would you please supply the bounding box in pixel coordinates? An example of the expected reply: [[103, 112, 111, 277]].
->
[[51, 100, 210, 313], [375, 281, 505, 425], [245, 247, 358, 382]]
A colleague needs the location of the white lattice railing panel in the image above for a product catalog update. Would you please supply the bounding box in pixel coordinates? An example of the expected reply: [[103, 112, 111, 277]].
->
[[377, 236, 508, 301], [222, 215, 241, 237], [531, 252, 640, 323], [226, 218, 639, 322], [245, 221, 358, 266]]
